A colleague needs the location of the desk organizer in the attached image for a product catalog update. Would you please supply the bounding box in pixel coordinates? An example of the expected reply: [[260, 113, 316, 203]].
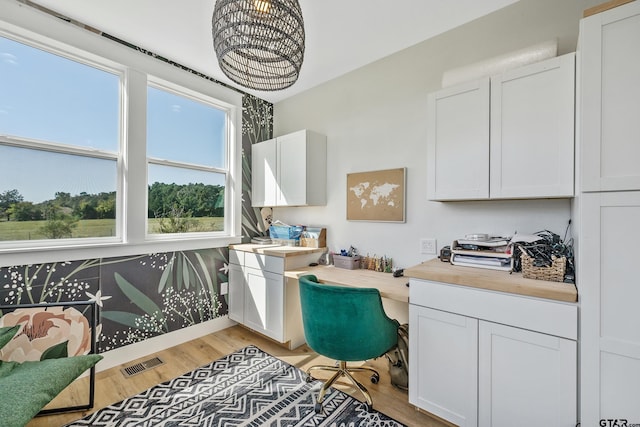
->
[[300, 227, 326, 248], [333, 255, 360, 270]]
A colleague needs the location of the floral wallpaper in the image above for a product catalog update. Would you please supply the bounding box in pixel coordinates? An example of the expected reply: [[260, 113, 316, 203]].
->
[[0, 9, 274, 358], [0, 303, 94, 361]]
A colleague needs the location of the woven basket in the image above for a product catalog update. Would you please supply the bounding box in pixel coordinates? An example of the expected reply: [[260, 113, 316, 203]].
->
[[521, 253, 566, 282]]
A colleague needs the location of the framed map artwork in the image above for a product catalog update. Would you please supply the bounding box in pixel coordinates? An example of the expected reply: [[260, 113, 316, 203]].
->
[[346, 167, 406, 222]]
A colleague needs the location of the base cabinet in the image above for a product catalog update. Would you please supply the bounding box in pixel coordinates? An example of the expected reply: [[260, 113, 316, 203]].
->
[[478, 322, 577, 427], [228, 249, 318, 348], [409, 306, 478, 426], [243, 267, 284, 341], [409, 279, 577, 427]]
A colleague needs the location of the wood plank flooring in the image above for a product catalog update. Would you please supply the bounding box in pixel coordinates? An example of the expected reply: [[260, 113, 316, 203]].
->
[[27, 325, 453, 427]]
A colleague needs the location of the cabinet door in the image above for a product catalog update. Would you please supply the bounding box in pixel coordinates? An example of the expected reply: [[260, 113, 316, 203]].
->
[[579, 191, 640, 424], [228, 262, 244, 323], [490, 53, 575, 199], [243, 267, 284, 342], [409, 305, 478, 427], [580, 2, 640, 192], [478, 321, 576, 427], [251, 138, 277, 207], [277, 131, 308, 206], [427, 78, 490, 201]]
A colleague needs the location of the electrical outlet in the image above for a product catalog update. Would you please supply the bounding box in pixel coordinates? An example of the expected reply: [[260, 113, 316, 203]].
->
[[220, 282, 229, 295], [420, 238, 437, 255]]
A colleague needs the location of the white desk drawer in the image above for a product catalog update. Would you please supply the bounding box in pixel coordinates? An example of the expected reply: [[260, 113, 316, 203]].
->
[[244, 253, 284, 273]]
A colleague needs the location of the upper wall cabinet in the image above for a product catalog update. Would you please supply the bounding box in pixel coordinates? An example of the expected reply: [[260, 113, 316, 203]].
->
[[427, 53, 575, 201], [580, 3, 640, 192], [427, 79, 491, 200], [252, 130, 327, 207]]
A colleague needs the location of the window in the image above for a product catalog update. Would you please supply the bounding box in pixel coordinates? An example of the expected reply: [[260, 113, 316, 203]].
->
[[0, 12, 241, 255], [0, 35, 121, 245], [146, 83, 228, 236]]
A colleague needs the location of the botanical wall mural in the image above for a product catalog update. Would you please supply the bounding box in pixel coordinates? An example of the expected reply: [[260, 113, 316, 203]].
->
[[0, 6, 274, 356], [0, 248, 229, 354], [242, 94, 274, 240]]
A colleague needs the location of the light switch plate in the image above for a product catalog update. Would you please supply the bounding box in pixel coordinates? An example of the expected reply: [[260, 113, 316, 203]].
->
[[420, 238, 437, 255], [220, 282, 229, 295]]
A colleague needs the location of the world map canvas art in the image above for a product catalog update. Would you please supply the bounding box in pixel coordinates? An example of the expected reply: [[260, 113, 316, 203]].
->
[[347, 168, 406, 222]]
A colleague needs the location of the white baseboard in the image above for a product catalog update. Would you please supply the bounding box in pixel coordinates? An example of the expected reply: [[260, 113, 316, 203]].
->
[[96, 316, 236, 372]]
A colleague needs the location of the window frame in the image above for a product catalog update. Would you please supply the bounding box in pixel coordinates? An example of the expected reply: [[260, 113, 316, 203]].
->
[[145, 78, 232, 241], [0, 2, 243, 266]]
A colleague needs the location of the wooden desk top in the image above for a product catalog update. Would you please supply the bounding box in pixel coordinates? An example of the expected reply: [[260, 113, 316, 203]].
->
[[284, 259, 577, 304], [405, 259, 578, 303], [284, 265, 409, 303]]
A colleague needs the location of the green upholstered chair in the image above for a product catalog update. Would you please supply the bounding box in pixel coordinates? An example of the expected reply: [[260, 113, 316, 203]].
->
[[298, 274, 400, 413]]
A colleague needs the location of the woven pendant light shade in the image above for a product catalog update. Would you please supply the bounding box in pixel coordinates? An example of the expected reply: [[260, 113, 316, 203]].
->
[[212, 0, 305, 91]]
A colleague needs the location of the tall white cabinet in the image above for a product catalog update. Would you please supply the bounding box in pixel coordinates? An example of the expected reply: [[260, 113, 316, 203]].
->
[[427, 53, 575, 201], [577, 2, 640, 424], [251, 130, 327, 207]]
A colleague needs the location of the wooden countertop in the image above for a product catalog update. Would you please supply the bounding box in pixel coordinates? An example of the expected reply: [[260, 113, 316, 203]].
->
[[404, 259, 578, 303], [229, 243, 326, 258], [284, 265, 409, 303]]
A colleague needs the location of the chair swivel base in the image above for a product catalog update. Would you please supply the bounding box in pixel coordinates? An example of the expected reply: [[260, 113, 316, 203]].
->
[[305, 361, 379, 413]]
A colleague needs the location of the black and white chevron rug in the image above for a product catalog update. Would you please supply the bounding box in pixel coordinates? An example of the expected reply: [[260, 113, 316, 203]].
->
[[66, 345, 405, 426]]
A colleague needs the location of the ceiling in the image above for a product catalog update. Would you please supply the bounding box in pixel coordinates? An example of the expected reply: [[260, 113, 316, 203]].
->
[[28, 0, 520, 104]]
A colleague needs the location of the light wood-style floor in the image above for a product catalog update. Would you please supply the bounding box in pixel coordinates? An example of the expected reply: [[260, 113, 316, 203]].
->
[[28, 325, 454, 427]]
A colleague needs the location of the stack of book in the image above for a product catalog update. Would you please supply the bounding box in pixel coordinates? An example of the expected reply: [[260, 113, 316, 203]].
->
[[450, 237, 513, 271]]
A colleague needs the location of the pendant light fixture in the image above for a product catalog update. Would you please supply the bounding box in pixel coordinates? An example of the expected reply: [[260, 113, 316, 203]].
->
[[211, 0, 305, 91]]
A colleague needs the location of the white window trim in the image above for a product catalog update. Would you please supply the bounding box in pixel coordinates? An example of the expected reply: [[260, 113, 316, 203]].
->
[[0, 0, 243, 267], [145, 77, 232, 242]]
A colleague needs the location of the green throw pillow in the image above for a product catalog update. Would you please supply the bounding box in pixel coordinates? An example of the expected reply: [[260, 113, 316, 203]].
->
[[0, 353, 103, 427]]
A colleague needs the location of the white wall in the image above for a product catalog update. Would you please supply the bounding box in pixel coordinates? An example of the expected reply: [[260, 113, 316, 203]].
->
[[270, 0, 599, 269]]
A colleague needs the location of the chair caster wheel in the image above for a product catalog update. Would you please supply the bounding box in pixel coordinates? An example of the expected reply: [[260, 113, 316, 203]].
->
[[314, 402, 323, 414], [365, 403, 373, 412], [370, 373, 379, 384], [305, 375, 313, 383]]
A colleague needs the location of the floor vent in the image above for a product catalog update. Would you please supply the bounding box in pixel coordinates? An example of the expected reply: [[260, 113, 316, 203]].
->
[[121, 356, 165, 378]]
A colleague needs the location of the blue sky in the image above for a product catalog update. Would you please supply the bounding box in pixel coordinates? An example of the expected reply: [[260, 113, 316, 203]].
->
[[0, 36, 226, 203]]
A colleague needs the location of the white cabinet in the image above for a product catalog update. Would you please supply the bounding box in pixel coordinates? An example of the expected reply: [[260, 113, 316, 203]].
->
[[251, 129, 327, 207], [577, 3, 640, 424], [409, 279, 578, 427], [227, 261, 244, 323], [251, 140, 278, 207], [427, 79, 490, 200], [228, 250, 285, 342], [580, 2, 640, 192], [228, 249, 318, 348], [478, 321, 576, 427], [578, 192, 640, 424], [409, 306, 478, 427], [243, 267, 284, 340], [427, 53, 575, 201], [490, 54, 575, 198]]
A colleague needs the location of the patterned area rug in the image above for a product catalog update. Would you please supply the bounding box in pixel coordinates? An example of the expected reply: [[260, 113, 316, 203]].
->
[[65, 345, 406, 426]]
